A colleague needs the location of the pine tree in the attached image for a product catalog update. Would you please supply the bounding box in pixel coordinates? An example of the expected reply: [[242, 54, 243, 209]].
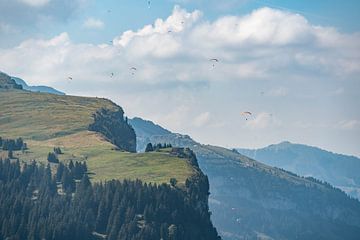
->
[[8, 149, 13, 159], [170, 178, 177, 187], [145, 143, 154, 152]]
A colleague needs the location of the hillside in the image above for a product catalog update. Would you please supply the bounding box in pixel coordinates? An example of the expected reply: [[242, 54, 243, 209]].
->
[[0, 86, 221, 239], [0, 90, 196, 185], [237, 142, 360, 200], [129, 117, 360, 240]]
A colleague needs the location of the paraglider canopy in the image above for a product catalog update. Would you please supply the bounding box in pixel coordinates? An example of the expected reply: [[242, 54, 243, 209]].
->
[[241, 112, 252, 121], [130, 67, 137, 75], [210, 58, 219, 67]]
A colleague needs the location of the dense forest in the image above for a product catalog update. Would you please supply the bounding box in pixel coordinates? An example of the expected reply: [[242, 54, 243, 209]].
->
[[0, 157, 220, 240]]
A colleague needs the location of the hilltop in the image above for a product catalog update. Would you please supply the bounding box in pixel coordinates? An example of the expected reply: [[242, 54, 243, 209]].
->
[[0, 83, 220, 239], [237, 141, 360, 200], [129, 117, 360, 240], [0, 89, 196, 185]]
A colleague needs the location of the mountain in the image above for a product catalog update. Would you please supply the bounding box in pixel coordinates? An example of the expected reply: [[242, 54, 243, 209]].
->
[[0, 87, 220, 239], [129, 117, 360, 240], [1, 71, 64, 95], [0, 72, 23, 90], [237, 141, 360, 200], [11, 75, 65, 95]]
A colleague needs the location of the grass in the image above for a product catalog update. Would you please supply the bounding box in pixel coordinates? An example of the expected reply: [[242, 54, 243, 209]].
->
[[0, 89, 117, 140], [0, 90, 195, 184]]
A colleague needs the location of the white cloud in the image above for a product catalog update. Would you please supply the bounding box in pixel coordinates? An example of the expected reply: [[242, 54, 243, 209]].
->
[[1, 6, 358, 87], [193, 112, 211, 127], [17, 0, 50, 7], [113, 5, 201, 59], [115, 5, 201, 47], [245, 112, 279, 129], [83, 18, 105, 30], [338, 120, 360, 130], [266, 87, 289, 97]]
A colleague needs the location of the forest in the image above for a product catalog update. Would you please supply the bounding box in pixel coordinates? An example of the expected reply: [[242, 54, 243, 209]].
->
[[0, 157, 220, 240]]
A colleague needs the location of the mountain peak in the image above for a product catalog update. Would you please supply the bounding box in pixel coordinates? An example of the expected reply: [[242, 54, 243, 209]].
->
[[267, 141, 293, 150]]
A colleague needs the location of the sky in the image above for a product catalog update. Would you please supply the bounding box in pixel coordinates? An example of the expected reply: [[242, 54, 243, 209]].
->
[[0, 0, 359, 156]]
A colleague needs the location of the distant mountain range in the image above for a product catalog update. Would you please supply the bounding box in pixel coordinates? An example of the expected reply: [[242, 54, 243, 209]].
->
[[9, 74, 65, 95], [237, 142, 360, 200], [129, 117, 360, 240]]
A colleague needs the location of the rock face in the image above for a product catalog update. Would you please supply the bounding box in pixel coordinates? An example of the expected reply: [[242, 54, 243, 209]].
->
[[0, 72, 23, 90], [89, 108, 136, 152]]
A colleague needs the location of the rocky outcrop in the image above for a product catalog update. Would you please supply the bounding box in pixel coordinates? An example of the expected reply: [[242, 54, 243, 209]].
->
[[89, 108, 136, 152]]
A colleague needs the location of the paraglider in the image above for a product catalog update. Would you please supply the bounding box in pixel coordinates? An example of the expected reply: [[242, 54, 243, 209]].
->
[[210, 58, 219, 67], [147, 1, 151, 8], [130, 67, 137, 75], [110, 72, 114, 78], [241, 111, 252, 121]]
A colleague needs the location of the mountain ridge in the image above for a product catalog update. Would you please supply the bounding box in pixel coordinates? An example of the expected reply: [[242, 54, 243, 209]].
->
[[237, 141, 360, 200], [129, 117, 360, 240], [11, 76, 65, 95], [0, 71, 65, 95]]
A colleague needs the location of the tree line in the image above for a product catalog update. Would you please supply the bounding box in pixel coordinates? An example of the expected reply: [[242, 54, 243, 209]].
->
[[0, 158, 220, 240], [145, 143, 173, 152], [0, 137, 27, 151]]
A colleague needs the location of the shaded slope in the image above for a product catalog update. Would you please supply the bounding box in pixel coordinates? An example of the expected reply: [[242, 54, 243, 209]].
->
[[130, 117, 360, 240], [11, 76, 65, 95], [0, 72, 22, 90], [237, 141, 360, 200]]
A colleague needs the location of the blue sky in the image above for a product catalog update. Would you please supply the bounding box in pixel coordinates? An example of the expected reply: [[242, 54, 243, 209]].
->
[[0, 0, 359, 156], [62, 0, 360, 44], [1, 0, 360, 46]]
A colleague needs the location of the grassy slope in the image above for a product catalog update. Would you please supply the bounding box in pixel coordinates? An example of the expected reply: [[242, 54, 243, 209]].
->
[[0, 90, 194, 184]]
